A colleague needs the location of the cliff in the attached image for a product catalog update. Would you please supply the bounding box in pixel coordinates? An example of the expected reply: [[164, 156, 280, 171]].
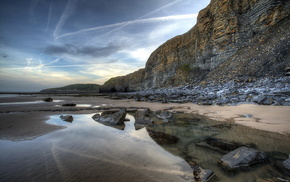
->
[[101, 0, 290, 92]]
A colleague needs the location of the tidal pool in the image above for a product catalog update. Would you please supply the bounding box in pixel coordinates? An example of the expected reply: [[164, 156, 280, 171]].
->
[[0, 114, 193, 182], [0, 113, 289, 182]]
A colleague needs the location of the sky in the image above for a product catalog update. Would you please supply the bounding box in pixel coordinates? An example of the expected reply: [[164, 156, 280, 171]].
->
[[0, 0, 210, 92]]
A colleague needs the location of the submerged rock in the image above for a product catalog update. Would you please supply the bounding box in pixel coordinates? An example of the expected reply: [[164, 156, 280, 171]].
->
[[197, 137, 253, 153], [92, 108, 126, 126], [220, 147, 267, 169], [275, 158, 290, 177], [43, 97, 53, 102], [193, 167, 214, 182], [181, 147, 215, 182], [60, 115, 73, 122], [147, 128, 178, 145], [155, 110, 173, 122]]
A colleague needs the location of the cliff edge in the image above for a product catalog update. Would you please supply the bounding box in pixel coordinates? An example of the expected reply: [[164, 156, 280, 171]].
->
[[101, 0, 290, 92]]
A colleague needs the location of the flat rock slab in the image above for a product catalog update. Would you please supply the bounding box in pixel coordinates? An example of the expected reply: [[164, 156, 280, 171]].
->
[[220, 147, 267, 169]]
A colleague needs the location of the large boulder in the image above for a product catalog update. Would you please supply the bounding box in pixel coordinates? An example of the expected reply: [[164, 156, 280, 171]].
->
[[220, 147, 267, 169], [92, 108, 126, 126]]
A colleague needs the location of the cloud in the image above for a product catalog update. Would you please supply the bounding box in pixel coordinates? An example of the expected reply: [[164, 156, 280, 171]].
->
[[1, 53, 8, 58], [54, 0, 78, 38], [56, 14, 198, 40], [45, 2, 53, 33], [43, 44, 122, 58]]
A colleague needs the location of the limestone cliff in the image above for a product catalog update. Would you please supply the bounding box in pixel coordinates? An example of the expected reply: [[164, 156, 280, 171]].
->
[[101, 0, 290, 92]]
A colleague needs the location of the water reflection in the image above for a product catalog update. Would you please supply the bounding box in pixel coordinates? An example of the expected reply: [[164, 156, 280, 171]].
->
[[1, 113, 290, 182], [0, 113, 193, 182], [0, 100, 64, 105]]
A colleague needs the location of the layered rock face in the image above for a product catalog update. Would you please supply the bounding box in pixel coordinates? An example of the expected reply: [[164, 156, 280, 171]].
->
[[101, 0, 290, 92]]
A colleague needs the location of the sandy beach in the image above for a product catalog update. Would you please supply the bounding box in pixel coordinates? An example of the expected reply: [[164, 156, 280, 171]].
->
[[1, 94, 290, 182], [0, 94, 289, 141]]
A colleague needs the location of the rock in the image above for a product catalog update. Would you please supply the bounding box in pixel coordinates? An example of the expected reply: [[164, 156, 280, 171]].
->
[[43, 97, 53, 102], [220, 147, 267, 169], [261, 96, 274, 105], [155, 110, 173, 122], [101, 76, 290, 106], [60, 115, 73, 122], [282, 159, 290, 175], [181, 147, 215, 182], [193, 167, 215, 182], [196, 137, 252, 153], [100, 0, 290, 92], [240, 114, 253, 118], [62, 103, 76, 107], [92, 108, 126, 126], [147, 128, 178, 145], [134, 109, 154, 129], [275, 158, 290, 177]]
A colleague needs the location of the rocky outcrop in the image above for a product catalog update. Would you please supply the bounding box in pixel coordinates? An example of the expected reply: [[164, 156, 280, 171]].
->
[[101, 0, 290, 92]]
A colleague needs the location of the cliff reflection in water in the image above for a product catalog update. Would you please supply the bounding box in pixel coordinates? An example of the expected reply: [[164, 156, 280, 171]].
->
[[0, 113, 289, 182]]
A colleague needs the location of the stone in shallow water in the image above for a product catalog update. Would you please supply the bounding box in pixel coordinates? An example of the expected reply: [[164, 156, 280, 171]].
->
[[220, 147, 267, 169], [275, 158, 290, 177], [193, 167, 215, 182], [92, 108, 126, 126], [155, 110, 173, 122], [146, 129, 178, 145], [196, 137, 252, 154], [60, 115, 73, 122], [133, 109, 153, 129], [43, 97, 53, 102]]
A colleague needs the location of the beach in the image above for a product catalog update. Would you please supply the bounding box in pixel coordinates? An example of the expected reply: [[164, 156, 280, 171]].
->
[[1, 94, 290, 182], [1, 94, 290, 141]]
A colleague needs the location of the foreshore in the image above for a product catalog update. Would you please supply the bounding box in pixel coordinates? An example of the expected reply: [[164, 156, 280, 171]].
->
[[0, 94, 289, 141]]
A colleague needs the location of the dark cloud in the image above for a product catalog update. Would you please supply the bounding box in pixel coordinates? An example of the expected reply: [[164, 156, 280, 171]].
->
[[43, 44, 123, 58], [2, 54, 8, 58]]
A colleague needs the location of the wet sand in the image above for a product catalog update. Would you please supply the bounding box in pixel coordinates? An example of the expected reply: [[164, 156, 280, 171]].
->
[[0, 94, 289, 140]]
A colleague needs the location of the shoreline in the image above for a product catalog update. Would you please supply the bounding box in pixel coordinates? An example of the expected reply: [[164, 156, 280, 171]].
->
[[0, 95, 289, 141]]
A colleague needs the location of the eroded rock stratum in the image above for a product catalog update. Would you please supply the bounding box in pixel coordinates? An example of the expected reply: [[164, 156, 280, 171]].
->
[[101, 0, 290, 92]]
